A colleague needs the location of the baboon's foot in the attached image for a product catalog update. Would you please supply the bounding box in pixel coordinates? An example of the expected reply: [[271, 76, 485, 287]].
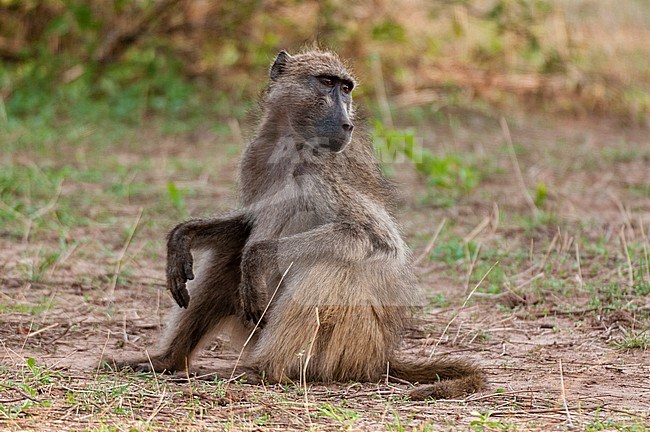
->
[[104, 356, 181, 374], [188, 366, 263, 384]]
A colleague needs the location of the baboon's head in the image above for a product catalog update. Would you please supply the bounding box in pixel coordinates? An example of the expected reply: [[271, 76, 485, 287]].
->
[[265, 50, 356, 153]]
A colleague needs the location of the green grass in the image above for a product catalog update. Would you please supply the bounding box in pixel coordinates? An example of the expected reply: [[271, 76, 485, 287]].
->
[[615, 330, 650, 352], [372, 120, 481, 205], [470, 411, 515, 431]]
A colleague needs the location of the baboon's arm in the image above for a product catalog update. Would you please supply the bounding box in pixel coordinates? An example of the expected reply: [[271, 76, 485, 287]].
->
[[273, 221, 395, 263], [240, 222, 388, 323], [167, 211, 249, 308]]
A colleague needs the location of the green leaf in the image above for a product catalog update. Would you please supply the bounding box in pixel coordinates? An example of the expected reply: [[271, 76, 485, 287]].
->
[[167, 181, 185, 211]]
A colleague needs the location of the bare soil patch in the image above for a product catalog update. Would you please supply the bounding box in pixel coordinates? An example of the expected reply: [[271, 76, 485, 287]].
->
[[1, 113, 648, 430]]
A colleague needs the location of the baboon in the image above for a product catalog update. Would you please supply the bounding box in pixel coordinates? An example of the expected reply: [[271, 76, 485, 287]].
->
[[116, 50, 484, 400]]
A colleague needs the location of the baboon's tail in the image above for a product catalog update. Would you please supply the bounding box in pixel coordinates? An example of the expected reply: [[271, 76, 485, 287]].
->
[[389, 357, 485, 400]]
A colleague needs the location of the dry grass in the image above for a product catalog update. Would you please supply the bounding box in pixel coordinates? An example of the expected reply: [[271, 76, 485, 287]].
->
[[1, 108, 649, 430]]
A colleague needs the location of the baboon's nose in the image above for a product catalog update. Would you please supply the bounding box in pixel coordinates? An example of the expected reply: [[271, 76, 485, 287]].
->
[[342, 122, 354, 132]]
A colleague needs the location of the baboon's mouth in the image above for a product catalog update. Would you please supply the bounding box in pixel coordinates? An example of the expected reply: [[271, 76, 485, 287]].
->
[[305, 134, 352, 153], [324, 134, 352, 153], [332, 137, 352, 154]]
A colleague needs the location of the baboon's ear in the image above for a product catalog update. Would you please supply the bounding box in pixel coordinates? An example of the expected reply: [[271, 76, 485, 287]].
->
[[270, 50, 291, 81]]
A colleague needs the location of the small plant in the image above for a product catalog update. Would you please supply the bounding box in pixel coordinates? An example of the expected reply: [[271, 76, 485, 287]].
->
[[517, 210, 559, 235], [25, 357, 56, 385], [534, 181, 549, 207], [470, 411, 512, 431], [167, 181, 186, 214], [318, 402, 360, 425], [428, 293, 450, 308], [372, 120, 479, 202], [29, 249, 61, 283], [430, 236, 479, 266], [0, 358, 58, 418], [615, 330, 649, 352], [0, 394, 34, 419]]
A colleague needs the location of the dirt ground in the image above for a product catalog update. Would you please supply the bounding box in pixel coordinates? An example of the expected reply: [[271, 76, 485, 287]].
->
[[1, 112, 649, 430]]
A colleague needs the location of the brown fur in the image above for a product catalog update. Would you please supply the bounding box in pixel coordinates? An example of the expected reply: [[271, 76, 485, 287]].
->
[[113, 50, 485, 400]]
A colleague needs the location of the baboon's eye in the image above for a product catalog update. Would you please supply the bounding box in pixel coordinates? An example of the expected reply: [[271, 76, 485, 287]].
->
[[341, 83, 351, 94], [319, 77, 334, 87]]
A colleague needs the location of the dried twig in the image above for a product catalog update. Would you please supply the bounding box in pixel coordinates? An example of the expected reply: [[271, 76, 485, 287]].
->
[[575, 241, 584, 288], [228, 262, 294, 383], [413, 218, 446, 266], [488, 404, 603, 417], [107, 207, 143, 301], [620, 226, 635, 287], [538, 232, 559, 273], [464, 242, 482, 295], [22, 179, 64, 243], [528, 306, 614, 318], [302, 307, 320, 429], [144, 387, 167, 426], [26, 322, 60, 338], [500, 117, 537, 215], [429, 261, 499, 357], [558, 359, 573, 425], [640, 217, 650, 283], [464, 216, 490, 243], [370, 52, 393, 128], [96, 330, 111, 379], [608, 190, 634, 236]]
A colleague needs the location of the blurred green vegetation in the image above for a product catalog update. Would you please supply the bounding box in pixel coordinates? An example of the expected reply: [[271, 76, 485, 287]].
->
[[1, 0, 649, 140], [372, 120, 480, 204]]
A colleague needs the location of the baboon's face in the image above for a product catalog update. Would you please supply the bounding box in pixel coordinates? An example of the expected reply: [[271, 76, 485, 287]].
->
[[267, 51, 357, 153], [307, 74, 355, 153]]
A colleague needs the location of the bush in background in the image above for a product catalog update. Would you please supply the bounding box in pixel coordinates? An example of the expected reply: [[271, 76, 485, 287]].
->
[[1, 0, 649, 128]]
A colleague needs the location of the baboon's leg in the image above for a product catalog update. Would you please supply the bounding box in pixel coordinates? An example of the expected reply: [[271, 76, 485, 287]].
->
[[157, 249, 244, 371], [237, 221, 411, 382], [240, 222, 391, 323], [116, 214, 251, 373], [248, 263, 408, 383]]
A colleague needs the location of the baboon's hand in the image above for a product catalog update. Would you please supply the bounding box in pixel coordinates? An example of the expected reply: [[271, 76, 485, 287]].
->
[[166, 228, 194, 308], [240, 280, 266, 327], [239, 240, 277, 326]]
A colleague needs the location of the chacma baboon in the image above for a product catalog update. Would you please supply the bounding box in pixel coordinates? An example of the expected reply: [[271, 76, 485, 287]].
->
[[116, 50, 484, 400]]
